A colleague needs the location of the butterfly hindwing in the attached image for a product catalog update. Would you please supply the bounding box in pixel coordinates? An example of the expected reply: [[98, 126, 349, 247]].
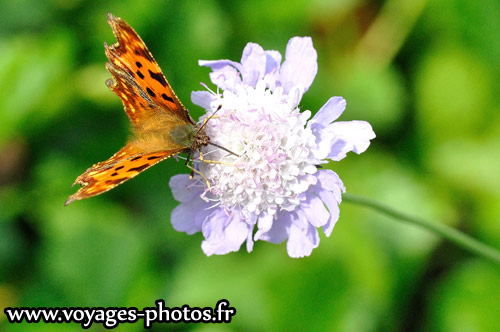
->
[[65, 144, 183, 205], [105, 13, 193, 125]]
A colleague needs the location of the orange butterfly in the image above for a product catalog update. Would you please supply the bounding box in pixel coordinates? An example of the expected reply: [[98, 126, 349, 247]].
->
[[66, 13, 209, 205]]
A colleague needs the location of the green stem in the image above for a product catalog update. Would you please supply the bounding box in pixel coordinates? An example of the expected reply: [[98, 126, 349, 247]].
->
[[343, 193, 500, 265]]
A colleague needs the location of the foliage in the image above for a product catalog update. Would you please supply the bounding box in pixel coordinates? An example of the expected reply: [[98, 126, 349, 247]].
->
[[1, 0, 499, 331]]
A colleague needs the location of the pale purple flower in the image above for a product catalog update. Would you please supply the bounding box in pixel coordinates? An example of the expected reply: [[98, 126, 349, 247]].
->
[[169, 37, 375, 258]]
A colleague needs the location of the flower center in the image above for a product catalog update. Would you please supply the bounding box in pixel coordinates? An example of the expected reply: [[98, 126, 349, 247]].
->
[[198, 82, 318, 218]]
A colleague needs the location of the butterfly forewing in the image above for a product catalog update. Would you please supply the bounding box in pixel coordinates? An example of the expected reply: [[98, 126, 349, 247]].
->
[[105, 13, 193, 125]]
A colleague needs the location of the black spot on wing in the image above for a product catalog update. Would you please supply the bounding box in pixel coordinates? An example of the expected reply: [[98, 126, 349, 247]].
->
[[128, 164, 149, 173], [161, 93, 174, 103], [115, 166, 124, 170], [137, 71, 144, 79], [148, 70, 167, 87], [135, 48, 154, 61], [147, 155, 162, 160], [111, 172, 118, 177], [131, 156, 142, 161], [136, 61, 143, 68], [146, 87, 156, 98], [105, 178, 127, 185]]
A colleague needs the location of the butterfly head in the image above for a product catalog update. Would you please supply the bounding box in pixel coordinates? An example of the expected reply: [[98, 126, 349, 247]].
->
[[193, 126, 210, 151]]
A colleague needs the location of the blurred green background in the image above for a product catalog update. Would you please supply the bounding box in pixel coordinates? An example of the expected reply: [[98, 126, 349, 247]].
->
[[1, 0, 500, 331]]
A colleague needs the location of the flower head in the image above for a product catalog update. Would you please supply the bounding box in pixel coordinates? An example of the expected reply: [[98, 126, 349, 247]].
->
[[169, 37, 375, 258]]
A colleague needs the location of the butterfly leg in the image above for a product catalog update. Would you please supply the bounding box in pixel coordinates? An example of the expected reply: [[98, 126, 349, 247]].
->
[[184, 151, 212, 188], [185, 152, 195, 179], [198, 150, 239, 170], [186, 150, 237, 189], [186, 164, 212, 189]]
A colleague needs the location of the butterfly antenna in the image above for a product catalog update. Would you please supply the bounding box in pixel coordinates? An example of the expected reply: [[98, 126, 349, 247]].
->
[[196, 104, 241, 158], [197, 104, 223, 134], [208, 141, 240, 157]]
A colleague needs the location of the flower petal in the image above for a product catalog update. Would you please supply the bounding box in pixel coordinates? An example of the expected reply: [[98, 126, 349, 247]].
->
[[199, 59, 243, 72], [311, 170, 344, 236], [286, 210, 319, 258], [255, 211, 290, 244], [191, 91, 215, 110], [169, 174, 201, 203], [310, 97, 346, 126], [308, 97, 347, 160], [171, 199, 210, 235], [246, 214, 257, 252], [240, 43, 267, 86], [279, 37, 317, 95], [201, 210, 252, 256], [328, 120, 376, 161], [265, 50, 281, 75], [301, 192, 330, 228], [316, 169, 345, 196], [199, 59, 243, 90], [255, 212, 274, 238], [317, 189, 340, 237]]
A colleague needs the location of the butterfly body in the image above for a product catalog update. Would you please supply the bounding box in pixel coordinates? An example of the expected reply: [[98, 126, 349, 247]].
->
[[128, 106, 206, 154], [65, 13, 208, 205]]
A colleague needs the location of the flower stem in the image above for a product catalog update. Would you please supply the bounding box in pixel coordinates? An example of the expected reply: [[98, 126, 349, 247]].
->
[[343, 193, 500, 265]]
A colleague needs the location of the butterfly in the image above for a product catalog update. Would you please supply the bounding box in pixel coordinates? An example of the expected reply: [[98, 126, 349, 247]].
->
[[65, 13, 210, 205]]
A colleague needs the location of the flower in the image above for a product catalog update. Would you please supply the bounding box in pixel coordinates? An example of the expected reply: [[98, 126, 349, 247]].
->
[[169, 37, 375, 258]]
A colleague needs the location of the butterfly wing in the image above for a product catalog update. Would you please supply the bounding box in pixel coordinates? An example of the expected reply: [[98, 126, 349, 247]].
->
[[105, 13, 193, 126], [65, 144, 183, 205]]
